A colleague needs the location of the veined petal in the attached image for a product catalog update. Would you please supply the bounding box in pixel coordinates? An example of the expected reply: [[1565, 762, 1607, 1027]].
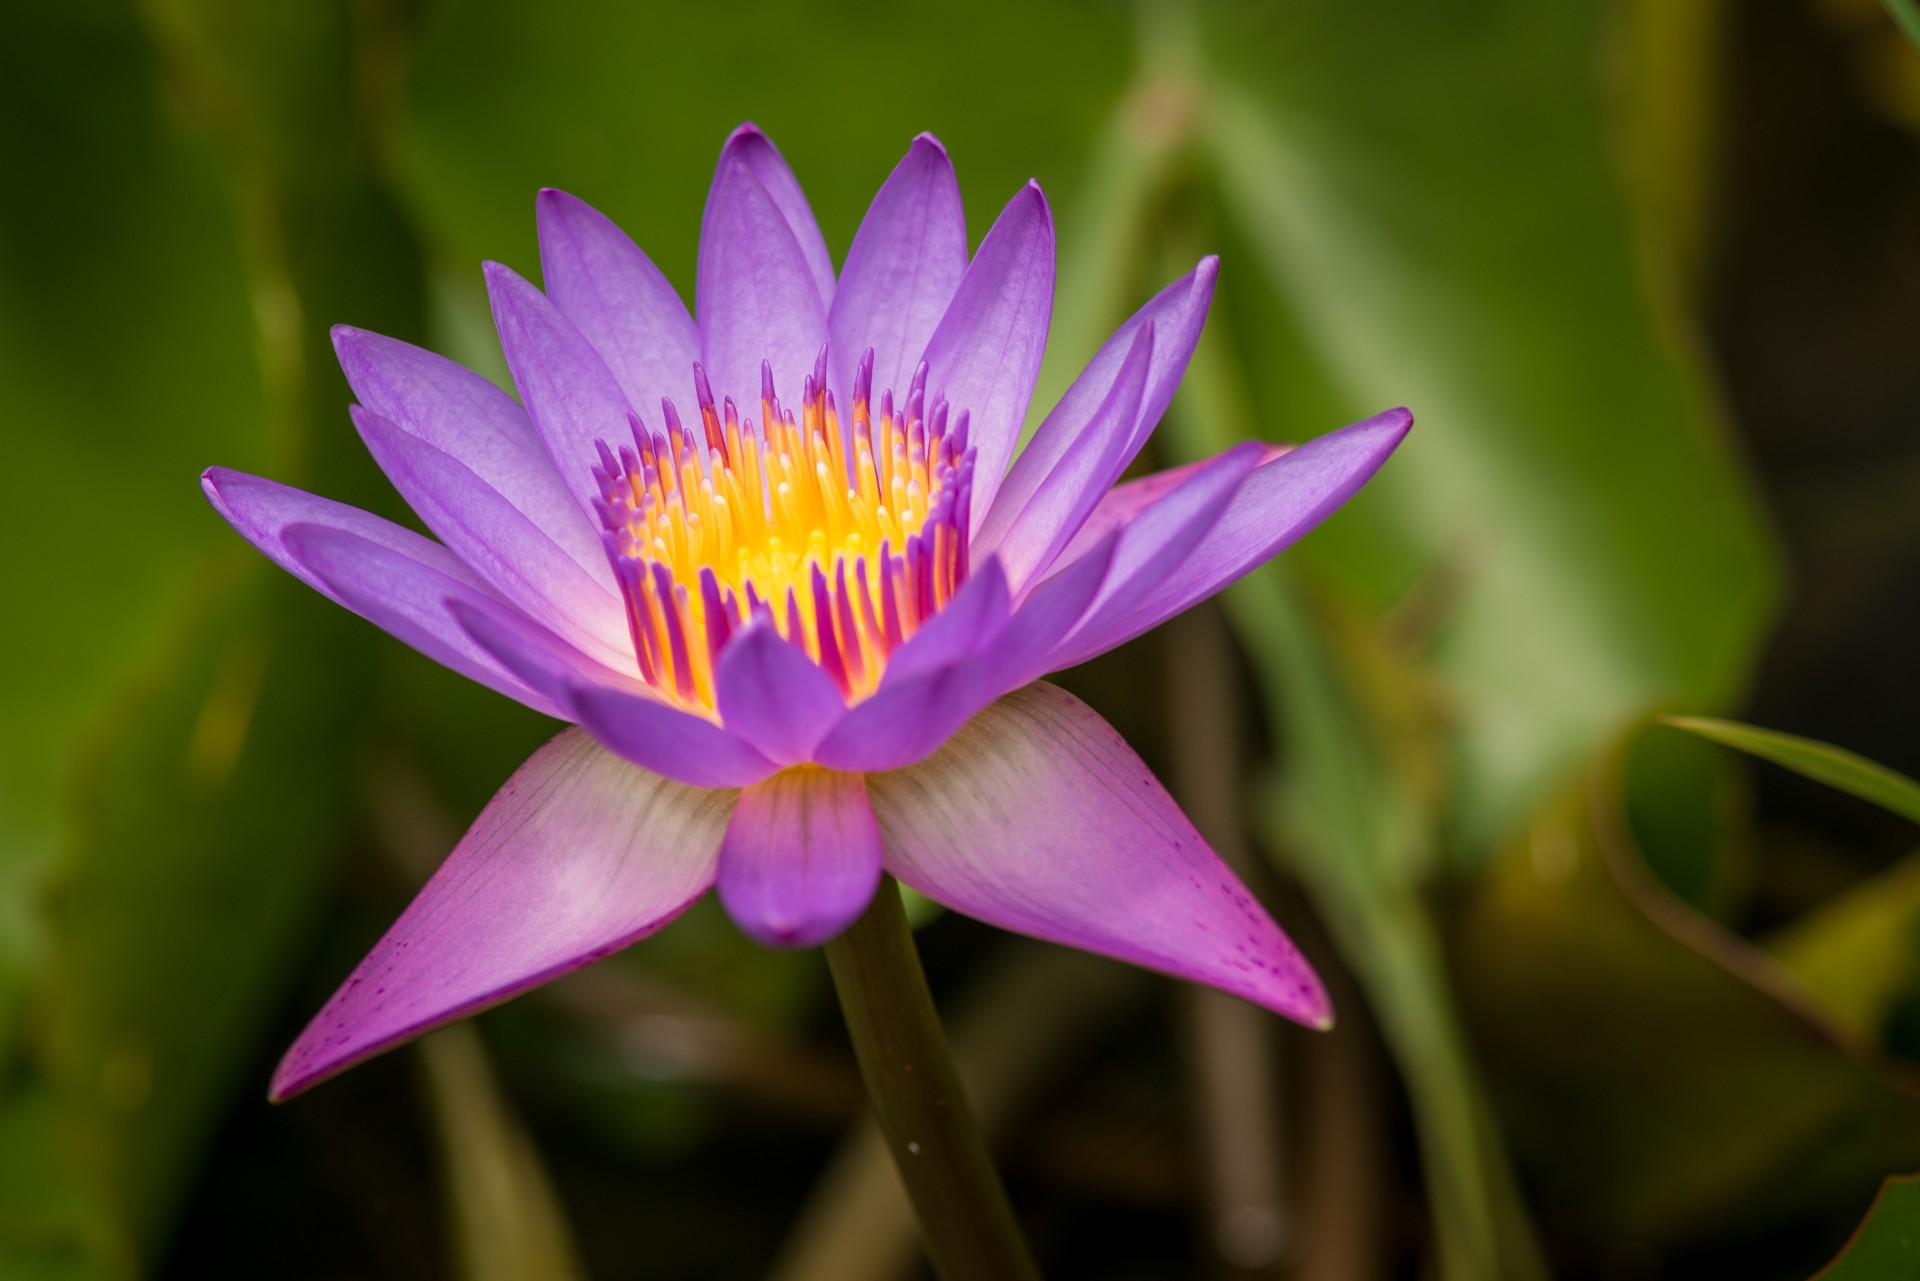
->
[[271, 728, 730, 1099], [920, 182, 1054, 523], [980, 322, 1153, 590], [981, 532, 1116, 697], [708, 123, 835, 306], [486, 260, 634, 521], [714, 621, 848, 765], [279, 522, 564, 719], [716, 770, 883, 948], [451, 599, 652, 709], [537, 188, 700, 425], [830, 133, 967, 405], [331, 326, 604, 577], [351, 407, 629, 665], [697, 154, 833, 411], [569, 682, 779, 788], [1046, 441, 1266, 671], [870, 682, 1332, 1026], [977, 257, 1218, 555], [1057, 409, 1411, 666]]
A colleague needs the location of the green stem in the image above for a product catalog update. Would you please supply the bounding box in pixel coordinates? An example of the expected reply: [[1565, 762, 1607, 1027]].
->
[[822, 876, 1042, 1281]]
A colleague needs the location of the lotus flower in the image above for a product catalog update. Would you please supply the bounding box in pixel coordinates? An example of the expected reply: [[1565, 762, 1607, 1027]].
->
[[202, 124, 1409, 1100]]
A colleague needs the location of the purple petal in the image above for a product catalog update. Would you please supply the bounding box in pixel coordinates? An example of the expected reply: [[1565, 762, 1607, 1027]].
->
[[708, 123, 836, 306], [877, 558, 1012, 684], [569, 682, 779, 788], [697, 155, 833, 409], [451, 598, 651, 710], [350, 407, 629, 665], [977, 257, 1218, 555], [829, 134, 967, 404], [920, 182, 1054, 523], [1045, 441, 1266, 670], [981, 532, 1116, 696], [331, 326, 604, 577], [810, 560, 1012, 772], [869, 682, 1332, 1026], [271, 728, 730, 1099], [486, 260, 634, 520], [810, 659, 993, 774], [714, 621, 848, 765], [201, 467, 489, 605], [976, 322, 1153, 589], [536, 188, 700, 425], [1056, 409, 1412, 666], [716, 770, 883, 948], [278, 521, 564, 718]]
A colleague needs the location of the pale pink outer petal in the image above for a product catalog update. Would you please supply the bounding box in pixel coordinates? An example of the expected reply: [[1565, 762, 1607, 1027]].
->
[[714, 621, 848, 765], [976, 257, 1218, 558], [868, 682, 1332, 1027], [350, 407, 630, 666], [271, 728, 733, 1099], [716, 770, 884, 948], [1051, 409, 1412, 667], [919, 182, 1054, 525], [330, 325, 605, 577], [697, 155, 833, 410], [707, 124, 836, 306], [536, 188, 700, 422], [829, 133, 968, 404], [485, 260, 634, 521]]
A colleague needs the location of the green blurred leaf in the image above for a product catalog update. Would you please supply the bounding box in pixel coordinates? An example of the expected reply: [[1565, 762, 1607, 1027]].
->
[[1768, 856, 1920, 1047], [1664, 717, 1920, 826], [1815, 1174, 1920, 1279], [417, 1025, 585, 1281], [1455, 740, 1920, 1261], [1884, 0, 1920, 52], [1195, 0, 1780, 852]]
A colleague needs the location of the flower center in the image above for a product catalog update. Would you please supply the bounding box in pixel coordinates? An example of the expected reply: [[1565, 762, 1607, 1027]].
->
[[593, 347, 974, 714]]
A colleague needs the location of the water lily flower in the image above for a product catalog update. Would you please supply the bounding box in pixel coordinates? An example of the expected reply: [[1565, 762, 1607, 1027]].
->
[[203, 124, 1409, 1101]]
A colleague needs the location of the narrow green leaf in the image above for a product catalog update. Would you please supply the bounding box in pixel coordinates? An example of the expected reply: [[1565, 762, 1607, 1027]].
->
[[1662, 717, 1920, 826], [1767, 856, 1920, 1046], [1883, 0, 1920, 53], [1814, 1174, 1920, 1279]]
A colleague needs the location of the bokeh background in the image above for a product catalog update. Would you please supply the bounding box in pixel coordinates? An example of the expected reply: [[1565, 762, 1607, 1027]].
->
[[3, 0, 1918, 1277]]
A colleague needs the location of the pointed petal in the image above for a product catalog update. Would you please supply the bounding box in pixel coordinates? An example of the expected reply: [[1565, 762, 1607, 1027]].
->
[[979, 322, 1153, 589], [977, 257, 1218, 552], [810, 560, 1012, 772], [697, 154, 832, 406], [1057, 409, 1411, 665], [485, 260, 633, 519], [201, 467, 488, 605], [451, 598, 651, 709], [271, 729, 729, 1099], [716, 770, 883, 948], [569, 682, 778, 788], [920, 182, 1054, 522], [983, 532, 1116, 696], [331, 326, 604, 575], [1045, 441, 1266, 670], [830, 133, 967, 403], [870, 683, 1331, 1026], [810, 658, 993, 774], [278, 522, 563, 718], [350, 407, 629, 664], [708, 123, 835, 305], [537, 188, 700, 423], [714, 622, 848, 765]]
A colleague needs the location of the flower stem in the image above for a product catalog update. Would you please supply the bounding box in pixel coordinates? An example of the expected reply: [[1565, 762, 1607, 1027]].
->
[[822, 875, 1042, 1281]]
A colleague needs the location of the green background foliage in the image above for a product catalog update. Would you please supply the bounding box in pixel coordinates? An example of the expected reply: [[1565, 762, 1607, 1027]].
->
[[1, 0, 1915, 1277]]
